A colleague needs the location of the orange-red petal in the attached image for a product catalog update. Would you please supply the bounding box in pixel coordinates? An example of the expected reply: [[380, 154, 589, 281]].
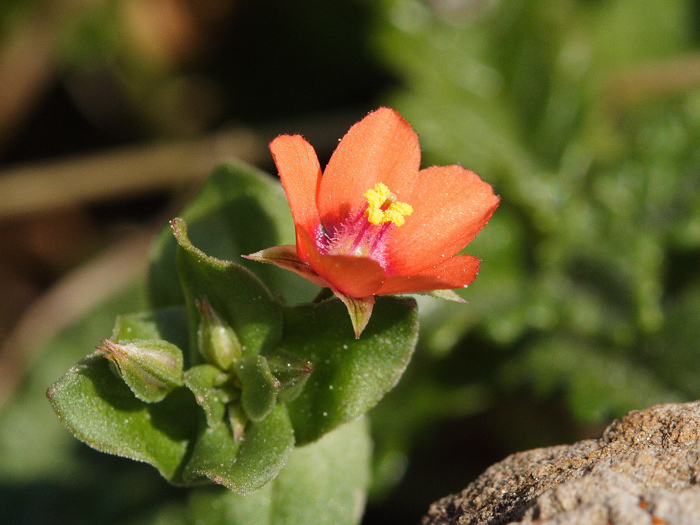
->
[[386, 165, 500, 275], [317, 107, 420, 229], [270, 135, 322, 238], [298, 228, 386, 298], [376, 254, 480, 295]]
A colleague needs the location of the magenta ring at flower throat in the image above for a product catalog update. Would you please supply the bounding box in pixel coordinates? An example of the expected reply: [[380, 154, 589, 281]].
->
[[319, 201, 405, 269]]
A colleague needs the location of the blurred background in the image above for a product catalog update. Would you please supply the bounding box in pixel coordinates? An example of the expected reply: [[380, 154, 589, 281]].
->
[[2, 0, 700, 523]]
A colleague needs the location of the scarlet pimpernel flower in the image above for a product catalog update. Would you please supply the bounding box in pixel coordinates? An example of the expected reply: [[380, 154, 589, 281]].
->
[[246, 107, 500, 337]]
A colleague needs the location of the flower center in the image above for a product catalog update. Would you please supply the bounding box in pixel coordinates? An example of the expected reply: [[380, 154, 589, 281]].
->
[[323, 182, 413, 265]]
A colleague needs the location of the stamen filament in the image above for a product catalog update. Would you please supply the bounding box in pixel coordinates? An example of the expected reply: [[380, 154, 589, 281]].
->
[[349, 217, 372, 253], [369, 223, 392, 254]]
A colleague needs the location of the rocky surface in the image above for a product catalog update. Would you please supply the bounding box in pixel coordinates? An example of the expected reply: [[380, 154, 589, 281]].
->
[[422, 401, 700, 524]]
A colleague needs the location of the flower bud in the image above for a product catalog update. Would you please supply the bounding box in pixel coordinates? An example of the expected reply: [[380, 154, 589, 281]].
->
[[196, 297, 242, 370], [99, 339, 184, 403]]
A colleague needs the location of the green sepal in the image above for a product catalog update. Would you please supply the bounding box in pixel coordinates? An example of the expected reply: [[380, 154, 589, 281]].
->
[[183, 364, 233, 428], [98, 338, 184, 403], [331, 288, 375, 338], [47, 351, 198, 482], [236, 355, 279, 422], [243, 244, 327, 289], [182, 403, 295, 494], [415, 289, 466, 303], [171, 218, 283, 364], [281, 296, 419, 444]]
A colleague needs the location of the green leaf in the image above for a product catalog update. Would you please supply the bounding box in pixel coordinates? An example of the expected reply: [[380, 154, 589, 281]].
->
[[282, 296, 419, 444], [148, 162, 316, 308], [183, 364, 231, 428], [47, 352, 197, 482], [182, 403, 294, 494], [236, 355, 279, 422], [187, 417, 371, 525], [172, 217, 283, 362]]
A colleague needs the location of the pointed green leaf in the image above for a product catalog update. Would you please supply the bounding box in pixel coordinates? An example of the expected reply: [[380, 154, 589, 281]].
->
[[187, 417, 371, 525], [148, 162, 316, 308], [172, 218, 283, 362], [281, 296, 419, 444], [47, 352, 197, 482], [183, 364, 232, 428], [182, 403, 294, 494]]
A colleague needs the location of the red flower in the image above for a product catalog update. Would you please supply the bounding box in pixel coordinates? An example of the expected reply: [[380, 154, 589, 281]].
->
[[246, 107, 499, 337]]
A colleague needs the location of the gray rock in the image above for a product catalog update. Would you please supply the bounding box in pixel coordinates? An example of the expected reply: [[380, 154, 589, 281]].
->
[[422, 401, 700, 524]]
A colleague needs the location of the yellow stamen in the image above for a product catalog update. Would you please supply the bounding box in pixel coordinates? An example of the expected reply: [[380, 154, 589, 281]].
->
[[364, 182, 391, 210], [382, 202, 413, 227], [363, 182, 413, 226]]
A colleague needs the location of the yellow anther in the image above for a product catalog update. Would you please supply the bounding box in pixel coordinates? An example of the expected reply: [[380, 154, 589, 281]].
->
[[364, 182, 413, 226], [365, 206, 385, 225], [364, 182, 391, 210], [382, 202, 414, 227]]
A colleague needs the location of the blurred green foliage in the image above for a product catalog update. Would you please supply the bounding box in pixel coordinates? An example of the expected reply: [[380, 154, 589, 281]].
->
[[369, 0, 700, 488]]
